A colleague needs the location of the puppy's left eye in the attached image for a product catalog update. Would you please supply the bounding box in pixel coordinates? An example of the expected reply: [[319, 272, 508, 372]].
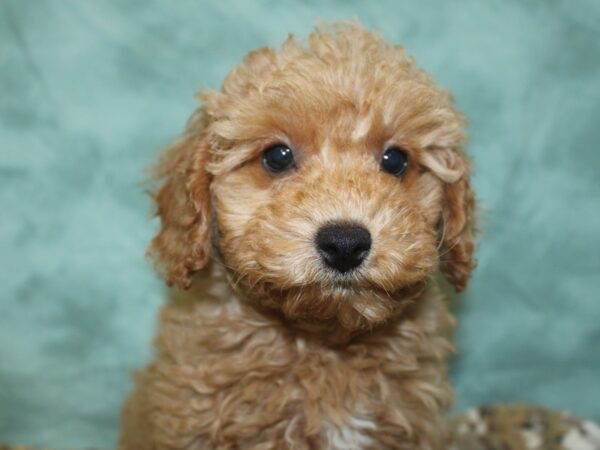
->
[[262, 144, 295, 173], [380, 146, 409, 177]]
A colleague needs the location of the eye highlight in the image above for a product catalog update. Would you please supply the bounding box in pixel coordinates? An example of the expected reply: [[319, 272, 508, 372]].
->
[[380, 146, 409, 177], [262, 144, 295, 174]]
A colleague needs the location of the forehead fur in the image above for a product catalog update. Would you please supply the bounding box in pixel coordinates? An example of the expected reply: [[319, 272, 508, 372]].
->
[[201, 23, 466, 176]]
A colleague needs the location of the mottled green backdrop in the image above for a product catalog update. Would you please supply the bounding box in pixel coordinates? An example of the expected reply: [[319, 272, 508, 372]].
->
[[1, 1, 599, 448]]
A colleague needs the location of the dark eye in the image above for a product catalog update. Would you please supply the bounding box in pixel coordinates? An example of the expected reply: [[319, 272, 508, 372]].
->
[[380, 146, 409, 177], [262, 144, 295, 173]]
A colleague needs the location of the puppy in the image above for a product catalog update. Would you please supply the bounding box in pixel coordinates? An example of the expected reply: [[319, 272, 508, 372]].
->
[[120, 22, 476, 450]]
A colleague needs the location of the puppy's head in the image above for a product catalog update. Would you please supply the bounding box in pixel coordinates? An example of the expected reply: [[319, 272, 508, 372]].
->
[[148, 24, 476, 332]]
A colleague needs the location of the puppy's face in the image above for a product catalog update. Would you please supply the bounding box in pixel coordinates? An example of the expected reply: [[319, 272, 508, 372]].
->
[[211, 104, 446, 331], [149, 25, 476, 332]]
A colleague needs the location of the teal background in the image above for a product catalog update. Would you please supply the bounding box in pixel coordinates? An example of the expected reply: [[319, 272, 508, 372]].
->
[[1, 0, 599, 448]]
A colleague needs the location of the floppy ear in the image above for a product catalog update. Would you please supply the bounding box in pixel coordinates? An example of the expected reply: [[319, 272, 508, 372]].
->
[[440, 170, 476, 292], [422, 148, 477, 292], [147, 109, 212, 289]]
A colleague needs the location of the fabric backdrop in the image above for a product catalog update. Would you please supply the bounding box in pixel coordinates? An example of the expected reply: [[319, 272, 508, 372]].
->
[[1, 1, 599, 448]]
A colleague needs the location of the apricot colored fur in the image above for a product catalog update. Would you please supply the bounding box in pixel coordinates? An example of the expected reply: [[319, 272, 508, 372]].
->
[[120, 23, 476, 450]]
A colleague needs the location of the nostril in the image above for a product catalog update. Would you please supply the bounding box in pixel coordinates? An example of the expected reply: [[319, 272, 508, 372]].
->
[[352, 241, 371, 255], [321, 243, 339, 256], [315, 223, 372, 273]]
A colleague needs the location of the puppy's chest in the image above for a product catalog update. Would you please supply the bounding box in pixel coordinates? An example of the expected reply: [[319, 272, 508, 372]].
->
[[158, 308, 410, 449], [227, 338, 380, 449]]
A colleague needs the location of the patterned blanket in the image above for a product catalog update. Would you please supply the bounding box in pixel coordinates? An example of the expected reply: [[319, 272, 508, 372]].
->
[[449, 405, 600, 450]]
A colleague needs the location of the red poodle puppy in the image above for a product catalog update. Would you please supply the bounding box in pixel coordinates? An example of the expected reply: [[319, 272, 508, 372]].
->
[[120, 22, 476, 450]]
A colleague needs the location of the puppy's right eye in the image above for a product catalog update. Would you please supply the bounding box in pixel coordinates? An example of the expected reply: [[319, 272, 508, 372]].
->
[[262, 144, 295, 173]]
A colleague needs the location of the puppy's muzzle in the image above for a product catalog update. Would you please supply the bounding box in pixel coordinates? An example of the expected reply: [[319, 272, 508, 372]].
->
[[315, 223, 371, 273]]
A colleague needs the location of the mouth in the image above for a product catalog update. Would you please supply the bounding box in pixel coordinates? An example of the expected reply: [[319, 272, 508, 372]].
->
[[329, 278, 355, 290], [322, 262, 364, 280], [319, 270, 368, 294]]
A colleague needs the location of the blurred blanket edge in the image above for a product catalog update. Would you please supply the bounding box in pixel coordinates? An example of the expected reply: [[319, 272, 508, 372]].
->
[[2, 404, 600, 450]]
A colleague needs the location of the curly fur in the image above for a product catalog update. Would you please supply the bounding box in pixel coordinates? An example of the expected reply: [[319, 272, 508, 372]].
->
[[120, 22, 477, 450]]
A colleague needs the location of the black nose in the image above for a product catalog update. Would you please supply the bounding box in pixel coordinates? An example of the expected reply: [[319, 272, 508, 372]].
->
[[315, 224, 372, 273]]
